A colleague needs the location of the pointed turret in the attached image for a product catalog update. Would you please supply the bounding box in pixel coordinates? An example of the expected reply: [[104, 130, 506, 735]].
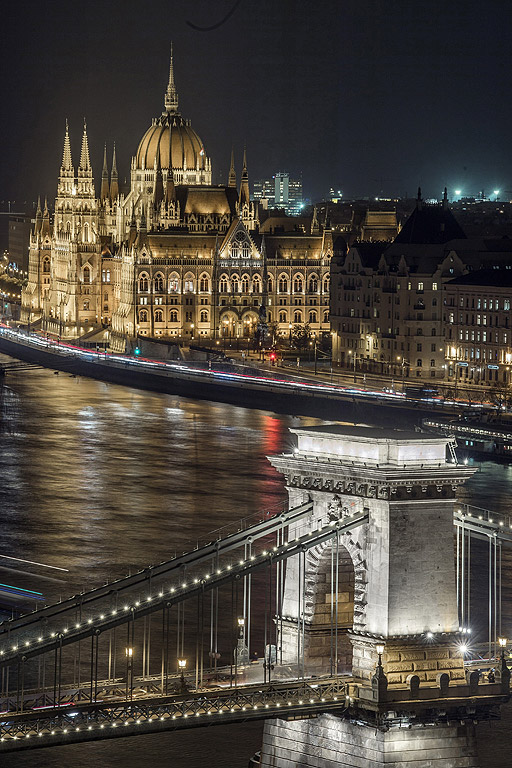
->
[[239, 147, 249, 207], [34, 196, 42, 235], [100, 144, 109, 201], [79, 120, 91, 171], [311, 205, 320, 234], [165, 163, 176, 203], [228, 147, 237, 188], [110, 143, 119, 199], [417, 186, 423, 211], [62, 120, 73, 171], [164, 42, 179, 114], [58, 120, 75, 197], [77, 120, 95, 197], [442, 186, 448, 210], [153, 145, 164, 210], [41, 198, 51, 237]]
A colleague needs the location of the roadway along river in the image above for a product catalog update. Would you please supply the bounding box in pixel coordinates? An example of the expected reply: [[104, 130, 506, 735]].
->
[[0, 355, 511, 768]]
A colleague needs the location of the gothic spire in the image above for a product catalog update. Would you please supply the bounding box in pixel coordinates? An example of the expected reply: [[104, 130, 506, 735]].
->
[[41, 197, 51, 237], [34, 196, 42, 234], [228, 147, 236, 188], [110, 143, 119, 199], [61, 120, 73, 171], [164, 42, 179, 114], [100, 144, 109, 201], [153, 145, 164, 210], [79, 120, 91, 171], [239, 147, 249, 206], [165, 162, 176, 203]]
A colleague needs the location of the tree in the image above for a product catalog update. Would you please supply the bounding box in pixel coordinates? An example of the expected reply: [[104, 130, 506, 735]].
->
[[291, 323, 311, 350]]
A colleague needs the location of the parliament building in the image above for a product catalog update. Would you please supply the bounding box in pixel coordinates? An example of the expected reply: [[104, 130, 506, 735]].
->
[[22, 51, 339, 351]]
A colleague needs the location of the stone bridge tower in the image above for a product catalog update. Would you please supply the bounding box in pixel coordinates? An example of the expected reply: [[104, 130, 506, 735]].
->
[[261, 425, 509, 768]]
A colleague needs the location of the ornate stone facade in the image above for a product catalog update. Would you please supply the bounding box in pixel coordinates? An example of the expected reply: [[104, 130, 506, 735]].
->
[[22, 50, 341, 350]]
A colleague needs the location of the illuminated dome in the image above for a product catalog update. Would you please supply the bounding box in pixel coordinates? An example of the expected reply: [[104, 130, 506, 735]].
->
[[136, 113, 206, 172], [133, 47, 211, 185]]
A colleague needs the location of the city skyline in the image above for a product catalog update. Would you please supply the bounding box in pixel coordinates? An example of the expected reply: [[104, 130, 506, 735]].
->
[[2, 0, 512, 206]]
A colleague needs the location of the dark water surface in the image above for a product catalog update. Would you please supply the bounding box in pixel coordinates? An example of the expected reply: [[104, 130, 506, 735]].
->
[[0, 358, 510, 767]]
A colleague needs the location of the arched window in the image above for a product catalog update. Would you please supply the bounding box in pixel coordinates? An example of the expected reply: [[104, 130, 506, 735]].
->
[[154, 273, 164, 293], [293, 275, 303, 293], [170, 310, 178, 323], [200, 310, 208, 323], [309, 310, 317, 324], [83, 266, 91, 284], [83, 224, 89, 243], [268, 277, 273, 294], [241, 241, 250, 258], [231, 275, 240, 294], [241, 275, 249, 293], [220, 275, 228, 293], [279, 310, 287, 323], [323, 310, 329, 323], [322, 276, 330, 293], [102, 268, 111, 283], [42, 258, 50, 274], [278, 276, 288, 293], [139, 274, 149, 292], [155, 309, 164, 323], [417, 358, 423, 367], [308, 276, 318, 293], [199, 274, 209, 292], [169, 274, 179, 293], [139, 309, 148, 322], [183, 274, 194, 293], [294, 310, 303, 323], [252, 275, 261, 294]]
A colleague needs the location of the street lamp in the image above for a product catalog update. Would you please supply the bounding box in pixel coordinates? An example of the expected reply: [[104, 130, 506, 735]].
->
[[177, 657, 188, 693], [125, 646, 134, 700]]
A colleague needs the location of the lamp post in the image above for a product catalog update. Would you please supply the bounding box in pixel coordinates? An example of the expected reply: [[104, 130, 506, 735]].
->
[[372, 643, 388, 699], [397, 356, 409, 393], [288, 323, 292, 346], [125, 646, 134, 701], [177, 657, 188, 693], [497, 637, 510, 691], [314, 337, 318, 375]]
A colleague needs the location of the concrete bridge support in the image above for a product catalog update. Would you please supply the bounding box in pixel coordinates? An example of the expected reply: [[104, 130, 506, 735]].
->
[[260, 425, 506, 768]]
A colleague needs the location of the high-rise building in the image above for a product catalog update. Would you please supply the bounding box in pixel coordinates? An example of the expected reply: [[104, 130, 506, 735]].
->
[[253, 172, 303, 216]]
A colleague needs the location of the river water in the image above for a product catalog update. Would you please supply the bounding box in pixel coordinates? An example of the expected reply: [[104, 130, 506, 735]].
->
[[0, 356, 511, 767]]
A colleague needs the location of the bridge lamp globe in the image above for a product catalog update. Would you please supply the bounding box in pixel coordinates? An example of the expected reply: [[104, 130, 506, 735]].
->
[[178, 658, 187, 671], [375, 643, 385, 665], [125, 647, 133, 658]]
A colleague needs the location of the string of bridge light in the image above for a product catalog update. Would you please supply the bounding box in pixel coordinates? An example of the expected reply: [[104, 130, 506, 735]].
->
[[0, 515, 363, 659], [457, 507, 512, 529], [0, 690, 345, 743]]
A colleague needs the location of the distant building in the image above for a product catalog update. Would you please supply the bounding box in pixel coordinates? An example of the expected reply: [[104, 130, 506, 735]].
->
[[253, 172, 303, 216], [8, 213, 32, 271], [330, 188, 512, 383]]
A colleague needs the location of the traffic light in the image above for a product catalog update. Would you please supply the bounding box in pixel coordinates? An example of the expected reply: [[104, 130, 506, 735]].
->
[[134, 347, 141, 356], [269, 351, 276, 366]]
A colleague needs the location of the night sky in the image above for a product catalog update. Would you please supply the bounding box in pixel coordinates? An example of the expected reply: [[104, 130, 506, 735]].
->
[[2, 0, 512, 207]]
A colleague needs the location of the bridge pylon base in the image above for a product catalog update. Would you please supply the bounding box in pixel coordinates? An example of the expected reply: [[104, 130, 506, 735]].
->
[[260, 713, 480, 767]]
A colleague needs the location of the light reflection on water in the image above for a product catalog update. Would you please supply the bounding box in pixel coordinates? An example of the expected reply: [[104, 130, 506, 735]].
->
[[0, 357, 511, 767]]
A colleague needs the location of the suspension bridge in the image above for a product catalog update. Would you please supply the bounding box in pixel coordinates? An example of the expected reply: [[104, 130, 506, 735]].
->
[[0, 425, 509, 767]]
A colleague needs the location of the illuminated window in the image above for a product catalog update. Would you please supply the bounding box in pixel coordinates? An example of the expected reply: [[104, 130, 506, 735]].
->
[[139, 274, 149, 292], [199, 274, 209, 292], [155, 309, 164, 323], [309, 310, 317, 323], [154, 274, 164, 292], [200, 310, 208, 322], [170, 310, 178, 323], [43, 258, 50, 273], [139, 309, 148, 322], [83, 266, 91, 284]]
